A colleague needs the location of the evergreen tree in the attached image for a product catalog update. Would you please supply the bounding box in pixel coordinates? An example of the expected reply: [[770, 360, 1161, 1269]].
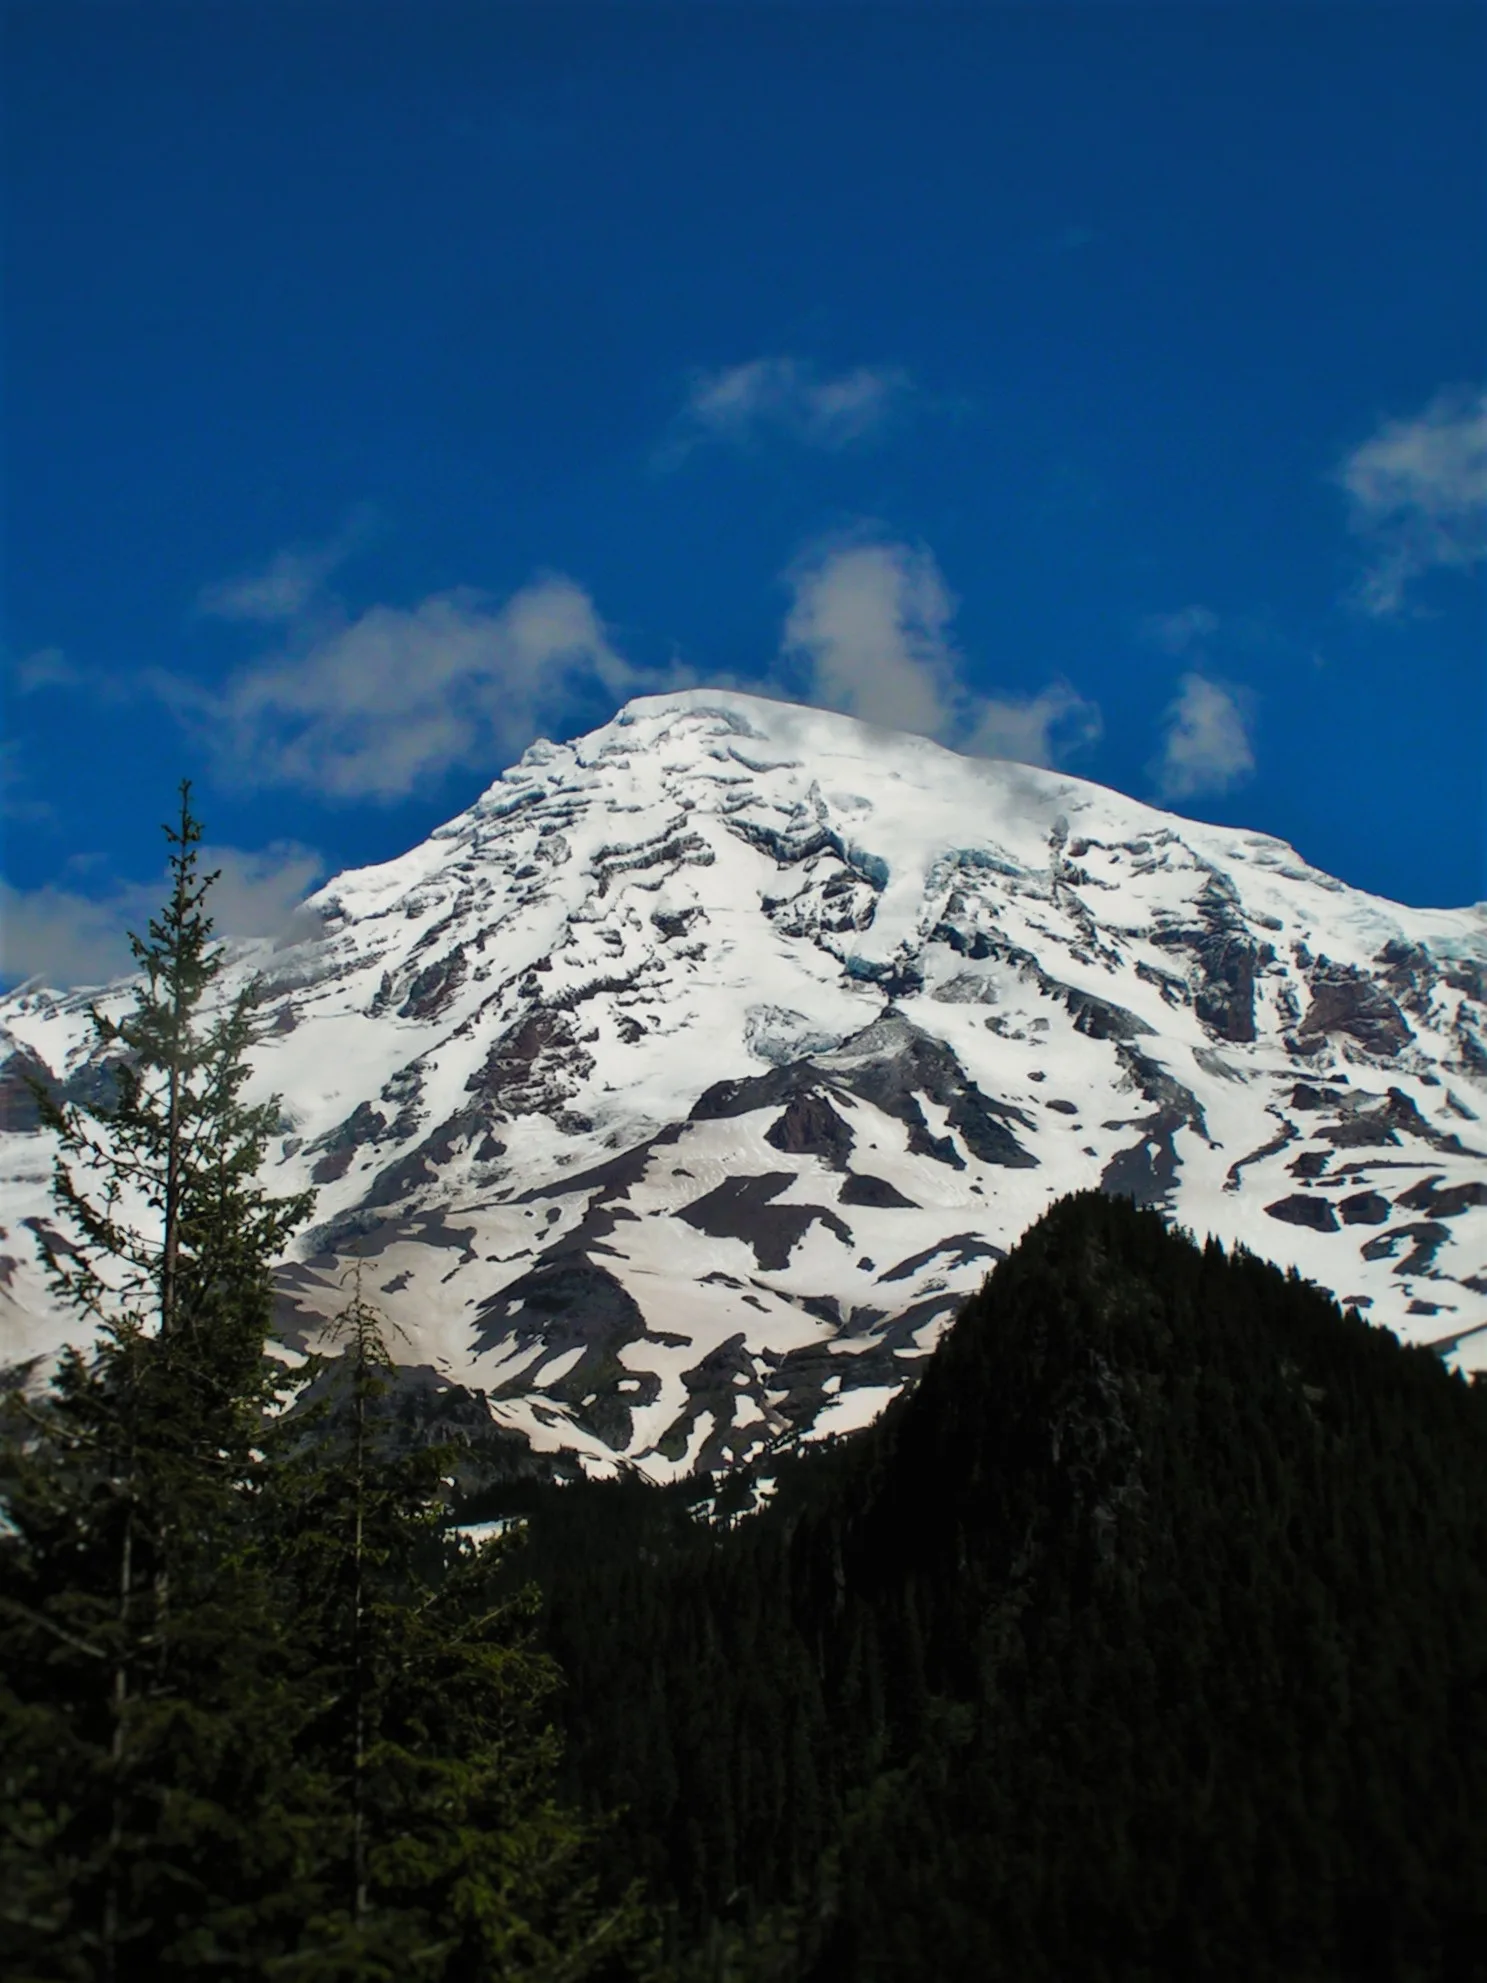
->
[[264, 1270, 649, 1980], [1, 788, 651, 1980], [0, 784, 316, 1977]]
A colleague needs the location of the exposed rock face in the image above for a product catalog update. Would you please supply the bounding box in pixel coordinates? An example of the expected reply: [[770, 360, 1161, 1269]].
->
[[1393, 1177, 1487, 1219], [1297, 964, 1413, 1056], [1062, 988, 1156, 1042], [1193, 933, 1260, 1043], [1340, 1190, 1391, 1226], [3, 688, 1485, 1476], [815, 1013, 1039, 1172], [1150, 873, 1264, 1043], [677, 1173, 852, 1272], [1360, 1222, 1452, 1275], [764, 1091, 855, 1166], [1266, 1193, 1340, 1234], [0, 1040, 55, 1135], [466, 1008, 595, 1125], [310, 1100, 388, 1184], [838, 1173, 919, 1209], [397, 944, 468, 1021], [476, 1258, 656, 1453]]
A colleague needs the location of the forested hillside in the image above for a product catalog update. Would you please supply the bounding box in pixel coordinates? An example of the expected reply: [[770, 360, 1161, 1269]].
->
[[496, 1193, 1487, 1982]]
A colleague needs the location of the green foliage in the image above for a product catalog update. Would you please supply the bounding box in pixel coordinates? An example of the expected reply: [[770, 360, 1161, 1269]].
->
[[35, 783, 312, 1366], [263, 1274, 648, 1979], [0, 788, 645, 1982], [0, 784, 319, 1978]]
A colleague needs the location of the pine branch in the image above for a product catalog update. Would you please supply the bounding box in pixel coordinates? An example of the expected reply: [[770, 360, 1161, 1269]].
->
[[0, 1595, 109, 1661]]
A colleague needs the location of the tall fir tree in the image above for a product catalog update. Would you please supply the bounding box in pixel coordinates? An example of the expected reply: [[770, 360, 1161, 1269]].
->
[[265, 1268, 650, 1980], [0, 783, 317, 1979], [1, 786, 653, 1981]]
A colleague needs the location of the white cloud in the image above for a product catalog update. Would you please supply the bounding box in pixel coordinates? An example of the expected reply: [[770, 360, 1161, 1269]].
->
[[782, 539, 961, 737], [199, 548, 333, 624], [0, 882, 138, 988], [1139, 605, 1219, 656], [196, 842, 328, 945], [668, 356, 912, 461], [779, 534, 1101, 768], [966, 683, 1103, 767], [0, 842, 324, 991], [197, 511, 374, 624], [1154, 673, 1255, 802], [174, 576, 652, 802], [1335, 385, 1487, 614]]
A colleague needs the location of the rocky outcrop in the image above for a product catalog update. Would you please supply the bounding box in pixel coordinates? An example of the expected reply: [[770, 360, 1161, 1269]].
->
[[476, 1257, 658, 1452], [817, 1013, 1038, 1171], [838, 1172, 919, 1208], [764, 1090, 855, 1166], [1360, 1222, 1452, 1275], [1061, 987, 1157, 1042], [1296, 963, 1413, 1057], [310, 1100, 388, 1184], [1150, 873, 1264, 1044], [651, 1332, 782, 1473], [1265, 1194, 1340, 1234], [1098, 1043, 1211, 1209], [0, 1041, 55, 1134], [397, 944, 468, 1020], [464, 1007, 595, 1126], [1393, 1176, 1487, 1219], [1339, 1190, 1391, 1225], [678, 1173, 852, 1272]]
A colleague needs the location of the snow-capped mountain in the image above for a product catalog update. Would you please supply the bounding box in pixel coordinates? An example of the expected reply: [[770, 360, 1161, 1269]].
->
[[4, 690, 1486, 1477]]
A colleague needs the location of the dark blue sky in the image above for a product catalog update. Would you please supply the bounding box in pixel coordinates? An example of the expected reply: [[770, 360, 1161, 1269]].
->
[[3, 2, 1484, 984]]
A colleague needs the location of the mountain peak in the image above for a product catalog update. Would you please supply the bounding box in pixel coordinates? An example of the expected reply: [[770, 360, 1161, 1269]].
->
[[4, 695, 1484, 1473]]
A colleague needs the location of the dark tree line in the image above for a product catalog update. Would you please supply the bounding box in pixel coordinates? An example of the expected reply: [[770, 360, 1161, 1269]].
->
[[496, 1196, 1487, 1982]]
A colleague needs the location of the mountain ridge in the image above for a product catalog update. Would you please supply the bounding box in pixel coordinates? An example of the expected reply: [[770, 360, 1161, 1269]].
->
[[3, 688, 1485, 1474]]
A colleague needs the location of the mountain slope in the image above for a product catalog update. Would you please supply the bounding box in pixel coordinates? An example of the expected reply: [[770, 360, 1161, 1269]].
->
[[3, 690, 1485, 1474]]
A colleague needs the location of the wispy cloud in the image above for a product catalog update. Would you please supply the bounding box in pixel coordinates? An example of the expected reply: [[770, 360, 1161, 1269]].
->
[[1153, 673, 1255, 802], [1139, 605, 1219, 657], [1334, 385, 1487, 615], [11, 646, 86, 694], [5, 653, 82, 823], [196, 511, 375, 624], [1, 738, 57, 826], [0, 843, 325, 991], [966, 683, 1103, 767], [168, 516, 1094, 813], [664, 356, 913, 464], [165, 576, 668, 803], [199, 842, 328, 947], [779, 533, 1100, 769]]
